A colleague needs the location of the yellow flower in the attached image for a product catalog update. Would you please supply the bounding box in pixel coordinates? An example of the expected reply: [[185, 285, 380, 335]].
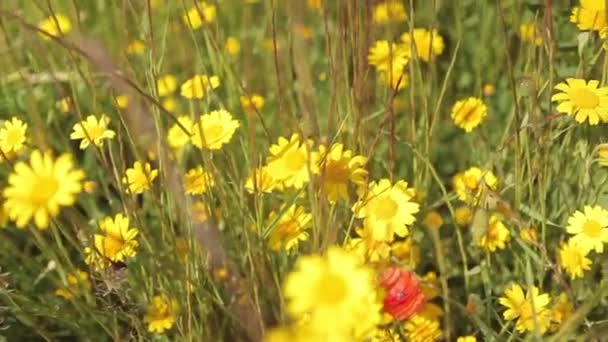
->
[[476, 215, 510, 252], [4, 151, 84, 229], [551, 78, 608, 125], [240, 94, 266, 112], [423, 211, 443, 230], [352, 179, 420, 242], [452, 167, 498, 205], [483, 83, 496, 96], [83, 246, 111, 272], [122, 161, 158, 194], [0, 117, 27, 153], [519, 23, 543, 46], [114, 95, 129, 109], [56, 98, 71, 113], [167, 116, 193, 149], [401, 28, 445, 62], [54, 270, 91, 299], [70, 114, 116, 149], [266, 204, 311, 251], [550, 293, 573, 332], [180, 74, 220, 99], [162, 97, 178, 113], [126, 39, 146, 55], [266, 134, 317, 189], [499, 284, 551, 333], [184, 166, 214, 195], [598, 144, 608, 166], [559, 240, 592, 279], [379, 63, 409, 90], [368, 40, 408, 71], [144, 295, 178, 334], [372, 1, 407, 24], [94, 213, 139, 262], [245, 166, 278, 193], [391, 238, 420, 269], [191, 201, 209, 223], [183, 2, 217, 29], [346, 226, 391, 262], [225, 36, 241, 55], [313, 143, 368, 203], [450, 97, 488, 132], [38, 14, 71, 39], [566, 205, 608, 253], [456, 336, 477, 342], [403, 315, 442, 342], [284, 247, 381, 336], [307, 0, 322, 10], [520, 226, 539, 243], [570, 0, 606, 33], [157, 75, 178, 97], [191, 109, 240, 150], [454, 206, 473, 226]]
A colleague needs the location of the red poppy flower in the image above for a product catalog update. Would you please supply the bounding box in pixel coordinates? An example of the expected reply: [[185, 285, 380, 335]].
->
[[380, 267, 426, 320]]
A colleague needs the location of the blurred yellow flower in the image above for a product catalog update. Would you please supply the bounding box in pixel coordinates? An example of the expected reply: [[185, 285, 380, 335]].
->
[[452, 167, 498, 205], [559, 239, 592, 279], [454, 206, 473, 226], [183, 2, 217, 29], [123, 161, 158, 194], [566, 205, 608, 253], [391, 238, 420, 269], [0, 117, 27, 153], [83, 180, 97, 194], [423, 211, 443, 230], [267, 204, 311, 251], [401, 28, 445, 62], [570, 0, 606, 33], [70, 114, 116, 149], [352, 179, 420, 242], [83, 246, 111, 272], [346, 226, 391, 263], [184, 166, 214, 195], [167, 116, 193, 149], [157, 75, 178, 97], [483, 83, 496, 96], [499, 284, 551, 333], [520, 226, 539, 243], [38, 14, 71, 39], [266, 134, 316, 189], [225, 36, 241, 55], [284, 247, 381, 336], [54, 270, 91, 299], [307, 0, 322, 10], [379, 63, 409, 90], [599, 144, 608, 166], [313, 143, 368, 203], [191, 201, 209, 223], [456, 336, 477, 342], [240, 94, 266, 112], [180, 74, 220, 99], [191, 109, 240, 150], [550, 293, 573, 332], [404, 315, 442, 342], [368, 40, 408, 71], [476, 215, 510, 252], [94, 213, 139, 262], [4, 150, 84, 229], [552, 78, 608, 125], [450, 97, 488, 132], [144, 295, 178, 334], [114, 95, 129, 109], [162, 97, 178, 113], [56, 97, 72, 113], [373, 1, 407, 24], [519, 23, 543, 46], [245, 166, 278, 193], [126, 39, 146, 55]]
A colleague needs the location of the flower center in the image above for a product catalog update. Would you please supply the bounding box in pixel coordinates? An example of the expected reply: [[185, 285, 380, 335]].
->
[[571, 88, 599, 109], [316, 272, 347, 305], [583, 219, 602, 238], [101, 235, 125, 259], [31, 175, 59, 206], [520, 302, 532, 318], [464, 175, 480, 190], [374, 196, 399, 220], [204, 123, 224, 144], [5, 129, 24, 148], [323, 160, 349, 183], [284, 149, 306, 172]]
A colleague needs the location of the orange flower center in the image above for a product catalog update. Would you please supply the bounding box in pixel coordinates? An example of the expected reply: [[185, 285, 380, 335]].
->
[[31, 175, 58, 206], [323, 160, 349, 183], [583, 219, 602, 238], [374, 196, 398, 220], [570, 88, 599, 109]]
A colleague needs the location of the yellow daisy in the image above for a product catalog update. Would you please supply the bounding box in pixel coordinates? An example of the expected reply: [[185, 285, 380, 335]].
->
[[519, 23, 543, 46], [498, 284, 551, 333], [454, 206, 473, 226], [476, 215, 511, 252], [54, 270, 91, 299], [157, 75, 178, 97], [94, 213, 138, 262], [551, 78, 608, 125], [352, 179, 420, 242], [570, 0, 605, 33], [190, 109, 240, 150], [0, 117, 27, 153], [144, 295, 178, 334], [598, 144, 608, 166], [565, 205, 608, 253], [266, 204, 312, 251], [313, 143, 368, 203], [38, 14, 71, 39], [245, 166, 278, 194], [180, 74, 220, 99], [403, 315, 443, 342], [391, 238, 420, 269], [126, 39, 146, 55], [114, 95, 129, 109], [450, 97, 488, 132], [70, 114, 116, 149], [183, 2, 217, 29], [240, 94, 266, 113], [167, 116, 193, 149], [379, 62, 409, 90], [368, 40, 408, 71], [4, 150, 84, 229], [225, 36, 241, 55], [346, 226, 391, 263], [452, 166, 498, 204], [266, 134, 317, 189], [372, 1, 407, 24], [558, 239, 592, 279], [184, 166, 214, 195], [550, 293, 573, 332], [401, 28, 445, 62], [122, 161, 158, 194]]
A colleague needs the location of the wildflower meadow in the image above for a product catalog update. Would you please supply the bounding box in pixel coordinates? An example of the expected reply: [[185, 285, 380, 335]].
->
[[1, 0, 608, 341]]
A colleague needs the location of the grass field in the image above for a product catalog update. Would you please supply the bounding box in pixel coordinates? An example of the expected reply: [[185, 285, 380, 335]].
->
[[0, 0, 607, 341]]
